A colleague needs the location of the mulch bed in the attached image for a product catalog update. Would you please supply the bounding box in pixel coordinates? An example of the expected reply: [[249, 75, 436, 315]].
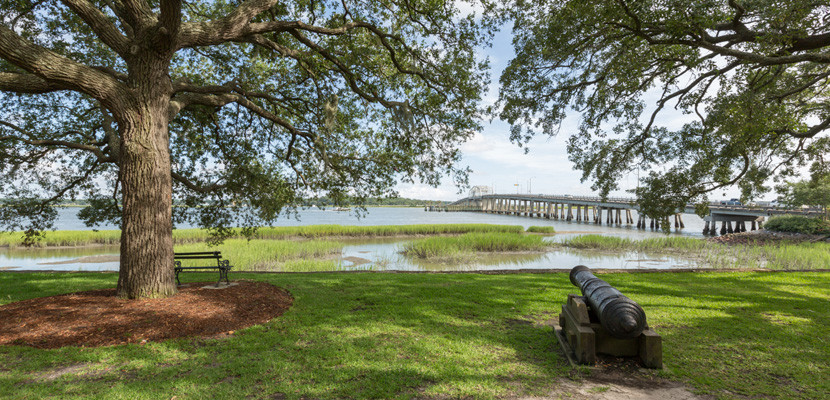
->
[[0, 281, 292, 349]]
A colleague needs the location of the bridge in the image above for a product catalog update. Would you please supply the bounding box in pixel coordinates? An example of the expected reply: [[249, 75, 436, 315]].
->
[[428, 194, 821, 235]]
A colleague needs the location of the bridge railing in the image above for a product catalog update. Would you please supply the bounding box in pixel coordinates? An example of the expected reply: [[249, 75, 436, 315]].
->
[[474, 194, 637, 203]]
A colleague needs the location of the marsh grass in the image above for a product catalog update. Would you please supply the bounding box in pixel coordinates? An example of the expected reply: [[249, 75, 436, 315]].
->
[[174, 239, 343, 271], [0, 224, 524, 248], [559, 235, 707, 252], [525, 226, 555, 234], [402, 232, 548, 259], [0, 230, 121, 248], [558, 234, 830, 270], [0, 271, 827, 399]]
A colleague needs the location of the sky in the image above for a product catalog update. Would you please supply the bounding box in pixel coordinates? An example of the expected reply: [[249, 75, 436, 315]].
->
[[394, 19, 751, 203]]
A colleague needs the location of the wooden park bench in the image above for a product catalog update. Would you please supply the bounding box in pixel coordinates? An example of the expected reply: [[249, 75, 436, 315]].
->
[[173, 251, 232, 287]]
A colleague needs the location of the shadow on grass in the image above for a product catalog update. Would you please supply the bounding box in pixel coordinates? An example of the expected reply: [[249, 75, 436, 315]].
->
[[0, 272, 117, 304], [1, 272, 573, 399], [1, 271, 828, 399], [602, 272, 830, 399]]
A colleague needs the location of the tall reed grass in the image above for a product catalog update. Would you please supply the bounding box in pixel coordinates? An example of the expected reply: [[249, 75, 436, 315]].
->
[[526, 226, 555, 234], [0, 224, 524, 248], [174, 239, 343, 271], [402, 232, 548, 259], [558, 234, 830, 270], [560, 235, 707, 251]]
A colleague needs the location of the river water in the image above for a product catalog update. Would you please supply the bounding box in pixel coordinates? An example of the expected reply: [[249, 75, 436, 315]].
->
[[1, 207, 711, 272]]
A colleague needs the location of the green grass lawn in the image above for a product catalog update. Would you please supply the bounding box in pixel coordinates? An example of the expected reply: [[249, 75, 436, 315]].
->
[[1, 271, 828, 399]]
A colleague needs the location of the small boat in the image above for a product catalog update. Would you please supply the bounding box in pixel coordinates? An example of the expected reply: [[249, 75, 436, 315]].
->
[[333, 207, 351, 212]]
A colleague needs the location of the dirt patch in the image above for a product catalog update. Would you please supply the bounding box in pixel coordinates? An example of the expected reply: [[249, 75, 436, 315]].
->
[[34, 363, 91, 382], [342, 256, 371, 266], [563, 357, 711, 400], [517, 359, 710, 400], [549, 378, 708, 400], [0, 280, 292, 349]]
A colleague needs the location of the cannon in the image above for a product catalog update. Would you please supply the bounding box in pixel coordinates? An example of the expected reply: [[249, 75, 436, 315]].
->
[[569, 265, 646, 339], [555, 265, 662, 368]]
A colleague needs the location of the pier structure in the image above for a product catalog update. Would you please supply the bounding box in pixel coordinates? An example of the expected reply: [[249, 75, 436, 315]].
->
[[427, 194, 817, 235]]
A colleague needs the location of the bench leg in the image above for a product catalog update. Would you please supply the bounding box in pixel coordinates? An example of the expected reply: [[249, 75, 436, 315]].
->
[[216, 268, 230, 287], [175, 269, 182, 286], [215, 269, 223, 287]]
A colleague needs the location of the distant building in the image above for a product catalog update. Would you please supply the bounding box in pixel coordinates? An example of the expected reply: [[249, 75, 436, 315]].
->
[[470, 185, 493, 198]]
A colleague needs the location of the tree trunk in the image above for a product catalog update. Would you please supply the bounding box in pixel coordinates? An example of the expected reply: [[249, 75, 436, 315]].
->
[[115, 52, 176, 299]]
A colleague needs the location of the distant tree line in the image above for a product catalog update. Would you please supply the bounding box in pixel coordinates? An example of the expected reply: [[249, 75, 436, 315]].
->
[[302, 196, 448, 207], [1, 197, 448, 208]]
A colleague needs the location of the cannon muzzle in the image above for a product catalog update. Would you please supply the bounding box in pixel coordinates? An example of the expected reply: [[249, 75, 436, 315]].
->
[[569, 265, 646, 339]]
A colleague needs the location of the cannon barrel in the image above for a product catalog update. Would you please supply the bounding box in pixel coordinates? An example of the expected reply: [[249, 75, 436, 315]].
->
[[569, 265, 647, 339]]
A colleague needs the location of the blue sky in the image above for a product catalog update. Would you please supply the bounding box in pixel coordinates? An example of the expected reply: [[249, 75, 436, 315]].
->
[[395, 22, 749, 202]]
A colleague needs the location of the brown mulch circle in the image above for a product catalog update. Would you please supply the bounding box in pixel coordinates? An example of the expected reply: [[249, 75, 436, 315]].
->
[[0, 280, 292, 349]]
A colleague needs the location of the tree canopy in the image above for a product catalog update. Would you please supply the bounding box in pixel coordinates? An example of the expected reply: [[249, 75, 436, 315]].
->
[[0, 0, 493, 297], [499, 0, 830, 218], [778, 147, 830, 218]]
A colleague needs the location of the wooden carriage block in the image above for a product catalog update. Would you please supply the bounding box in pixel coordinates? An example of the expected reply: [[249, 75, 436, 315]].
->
[[557, 293, 662, 369]]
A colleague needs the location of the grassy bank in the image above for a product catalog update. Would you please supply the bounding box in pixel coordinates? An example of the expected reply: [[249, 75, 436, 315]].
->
[[0, 271, 828, 399], [401, 232, 548, 259], [0, 224, 525, 248], [558, 234, 830, 270]]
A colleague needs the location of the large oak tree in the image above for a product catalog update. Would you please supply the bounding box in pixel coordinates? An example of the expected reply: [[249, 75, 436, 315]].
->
[[500, 0, 830, 217], [0, 0, 492, 298]]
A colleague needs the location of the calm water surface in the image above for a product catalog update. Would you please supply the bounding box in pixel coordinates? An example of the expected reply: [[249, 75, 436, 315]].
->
[[1, 207, 712, 272]]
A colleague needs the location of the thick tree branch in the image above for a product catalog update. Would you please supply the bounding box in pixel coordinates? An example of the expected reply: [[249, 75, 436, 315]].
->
[[177, 0, 283, 47], [60, 0, 130, 56], [158, 0, 182, 50], [99, 0, 135, 38], [0, 72, 72, 93], [0, 25, 128, 107], [121, 0, 154, 29], [91, 66, 129, 82]]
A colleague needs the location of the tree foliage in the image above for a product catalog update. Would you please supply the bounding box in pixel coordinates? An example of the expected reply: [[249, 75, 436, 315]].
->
[[0, 0, 492, 236], [763, 215, 830, 234], [778, 164, 830, 219], [0, 0, 494, 297], [499, 0, 830, 218]]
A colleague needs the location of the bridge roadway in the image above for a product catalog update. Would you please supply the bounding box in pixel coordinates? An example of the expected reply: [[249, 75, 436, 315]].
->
[[430, 194, 821, 235]]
